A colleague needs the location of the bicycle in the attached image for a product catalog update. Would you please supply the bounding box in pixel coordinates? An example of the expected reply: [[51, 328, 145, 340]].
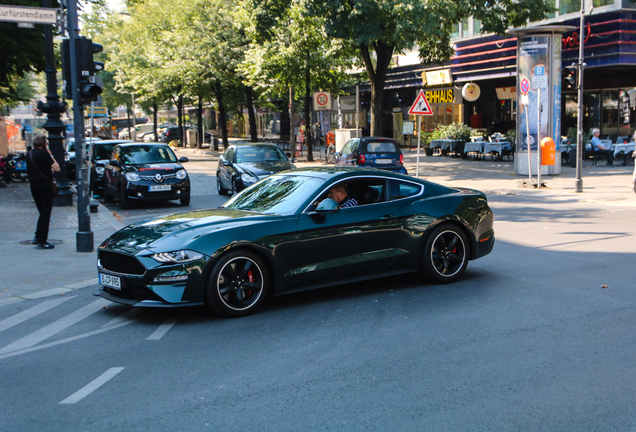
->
[[325, 144, 336, 164]]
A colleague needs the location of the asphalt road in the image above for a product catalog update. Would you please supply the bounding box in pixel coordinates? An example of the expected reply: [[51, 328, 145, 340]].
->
[[1, 163, 635, 430]]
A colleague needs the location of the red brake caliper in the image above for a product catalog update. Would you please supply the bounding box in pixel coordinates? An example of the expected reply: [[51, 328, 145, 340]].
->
[[247, 270, 254, 296]]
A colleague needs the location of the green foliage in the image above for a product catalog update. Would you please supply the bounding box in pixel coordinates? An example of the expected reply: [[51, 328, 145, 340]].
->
[[505, 129, 516, 145], [431, 123, 474, 142]]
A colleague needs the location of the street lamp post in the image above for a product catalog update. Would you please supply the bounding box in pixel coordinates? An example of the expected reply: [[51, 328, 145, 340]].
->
[[37, 0, 72, 206], [575, 0, 585, 193]]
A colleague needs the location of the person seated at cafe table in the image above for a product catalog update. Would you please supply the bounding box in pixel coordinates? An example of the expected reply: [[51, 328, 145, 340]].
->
[[591, 128, 614, 167]]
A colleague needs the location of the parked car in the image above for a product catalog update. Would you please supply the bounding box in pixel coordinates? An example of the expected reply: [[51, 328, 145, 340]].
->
[[162, 125, 211, 144], [102, 143, 190, 209], [95, 167, 495, 317], [64, 137, 99, 180], [335, 137, 408, 174], [216, 143, 295, 195], [90, 140, 133, 196]]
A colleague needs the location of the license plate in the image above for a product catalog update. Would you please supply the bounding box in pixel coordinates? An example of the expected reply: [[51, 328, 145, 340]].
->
[[149, 185, 171, 192], [375, 159, 392, 164], [99, 273, 121, 290]]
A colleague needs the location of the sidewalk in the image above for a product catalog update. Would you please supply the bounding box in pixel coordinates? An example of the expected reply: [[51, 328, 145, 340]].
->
[[0, 183, 124, 306], [1, 146, 633, 306]]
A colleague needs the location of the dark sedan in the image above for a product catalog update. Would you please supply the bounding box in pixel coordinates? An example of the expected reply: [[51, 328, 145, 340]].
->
[[90, 140, 133, 196], [216, 143, 295, 195], [95, 167, 495, 317], [336, 137, 408, 174], [102, 143, 190, 209]]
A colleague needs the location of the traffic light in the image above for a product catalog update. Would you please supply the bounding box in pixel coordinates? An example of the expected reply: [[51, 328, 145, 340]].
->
[[562, 64, 577, 90], [60, 37, 105, 103], [77, 37, 104, 103]]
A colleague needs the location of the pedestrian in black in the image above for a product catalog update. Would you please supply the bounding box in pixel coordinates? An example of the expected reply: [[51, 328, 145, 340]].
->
[[26, 135, 60, 249]]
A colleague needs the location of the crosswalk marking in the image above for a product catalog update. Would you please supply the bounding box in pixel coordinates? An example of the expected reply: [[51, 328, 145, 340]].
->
[[0, 296, 75, 334], [0, 316, 139, 360], [147, 318, 178, 340], [101, 308, 143, 328], [60, 367, 125, 404], [0, 298, 110, 355]]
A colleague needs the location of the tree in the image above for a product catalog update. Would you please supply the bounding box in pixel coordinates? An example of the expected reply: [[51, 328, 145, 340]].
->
[[240, 0, 355, 160], [0, 0, 48, 109], [310, 0, 554, 136]]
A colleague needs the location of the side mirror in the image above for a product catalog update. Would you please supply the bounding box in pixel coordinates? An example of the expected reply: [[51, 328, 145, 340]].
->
[[315, 198, 340, 213], [179, 156, 189, 163], [109, 159, 120, 167], [222, 161, 231, 166]]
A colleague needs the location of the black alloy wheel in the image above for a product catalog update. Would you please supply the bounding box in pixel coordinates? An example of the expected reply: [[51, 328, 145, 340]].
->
[[205, 250, 269, 317], [421, 224, 469, 284], [216, 172, 228, 195]]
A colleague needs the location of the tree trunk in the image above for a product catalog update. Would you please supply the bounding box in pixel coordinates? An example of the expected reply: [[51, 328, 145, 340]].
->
[[215, 80, 229, 149], [153, 100, 158, 142], [197, 96, 203, 149], [177, 94, 183, 147], [289, 86, 295, 152], [360, 41, 394, 137], [246, 86, 258, 142], [304, 57, 314, 162], [126, 104, 131, 139]]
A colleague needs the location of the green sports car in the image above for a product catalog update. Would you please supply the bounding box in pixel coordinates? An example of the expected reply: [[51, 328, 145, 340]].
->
[[95, 167, 495, 317]]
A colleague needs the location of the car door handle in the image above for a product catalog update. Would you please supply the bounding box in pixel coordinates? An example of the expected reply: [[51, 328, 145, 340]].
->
[[378, 214, 398, 220]]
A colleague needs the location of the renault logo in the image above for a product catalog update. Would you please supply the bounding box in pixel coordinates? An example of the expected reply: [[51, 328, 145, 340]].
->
[[155, 173, 163, 183]]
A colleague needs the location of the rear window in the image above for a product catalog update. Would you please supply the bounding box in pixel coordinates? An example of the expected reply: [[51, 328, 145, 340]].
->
[[366, 142, 397, 153]]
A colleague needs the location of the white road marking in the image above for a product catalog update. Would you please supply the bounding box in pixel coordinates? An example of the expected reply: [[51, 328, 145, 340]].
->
[[147, 318, 178, 340], [0, 316, 140, 360], [101, 308, 143, 328], [0, 299, 110, 355], [59, 367, 124, 404], [0, 296, 75, 334]]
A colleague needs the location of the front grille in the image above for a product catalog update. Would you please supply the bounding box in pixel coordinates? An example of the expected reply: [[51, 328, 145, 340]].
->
[[99, 250, 146, 275], [139, 173, 177, 183]]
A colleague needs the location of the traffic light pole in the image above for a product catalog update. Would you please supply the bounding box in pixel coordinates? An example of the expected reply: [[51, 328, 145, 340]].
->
[[575, 0, 585, 193], [68, 0, 93, 252]]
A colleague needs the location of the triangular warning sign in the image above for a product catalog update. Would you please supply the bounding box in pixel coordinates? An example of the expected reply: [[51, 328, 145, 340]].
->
[[408, 90, 433, 115]]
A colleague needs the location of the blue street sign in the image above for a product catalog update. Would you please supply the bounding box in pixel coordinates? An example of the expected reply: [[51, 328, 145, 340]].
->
[[534, 65, 545, 76]]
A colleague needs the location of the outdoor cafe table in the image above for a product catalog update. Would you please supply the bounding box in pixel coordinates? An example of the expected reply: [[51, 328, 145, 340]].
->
[[429, 139, 465, 157], [613, 142, 636, 165], [483, 141, 512, 161], [463, 141, 484, 158]]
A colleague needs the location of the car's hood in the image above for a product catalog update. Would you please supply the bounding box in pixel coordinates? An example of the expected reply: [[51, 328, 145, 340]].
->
[[99, 208, 283, 254], [127, 163, 183, 173], [236, 161, 293, 176]]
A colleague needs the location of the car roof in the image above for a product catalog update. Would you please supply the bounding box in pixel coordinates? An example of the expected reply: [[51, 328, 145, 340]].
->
[[114, 142, 171, 148], [94, 140, 134, 145], [232, 143, 282, 150], [359, 137, 399, 143], [274, 166, 419, 182]]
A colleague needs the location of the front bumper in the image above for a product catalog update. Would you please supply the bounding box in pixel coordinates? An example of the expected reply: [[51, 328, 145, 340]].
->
[[124, 179, 190, 201], [95, 249, 207, 307]]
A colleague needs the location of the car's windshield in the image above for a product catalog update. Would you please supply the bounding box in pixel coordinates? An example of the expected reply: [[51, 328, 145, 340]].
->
[[223, 175, 323, 214], [236, 146, 286, 163], [122, 145, 177, 164], [93, 144, 115, 161]]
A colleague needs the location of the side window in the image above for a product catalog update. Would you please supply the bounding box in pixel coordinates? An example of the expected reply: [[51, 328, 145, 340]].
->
[[341, 139, 357, 154], [346, 178, 385, 206], [223, 147, 235, 162], [388, 179, 423, 200]]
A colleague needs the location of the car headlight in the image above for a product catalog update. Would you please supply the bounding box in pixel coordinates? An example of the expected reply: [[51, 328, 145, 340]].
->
[[241, 173, 258, 184], [95, 166, 105, 175], [125, 172, 140, 182], [176, 169, 187, 180], [152, 250, 203, 263]]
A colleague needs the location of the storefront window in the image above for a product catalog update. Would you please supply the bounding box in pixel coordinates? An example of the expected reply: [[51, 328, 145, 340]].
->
[[461, 18, 470, 38], [559, 0, 581, 15], [472, 18, 482, 34], [601, 90, 618, 139], [623, 0, 636, 8], [450, 23, 460, 39], [593, 0, 613, 6]]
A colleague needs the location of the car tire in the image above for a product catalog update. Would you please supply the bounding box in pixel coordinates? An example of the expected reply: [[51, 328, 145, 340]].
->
[[103, 179, 113, 202], [180, 195, 190, 206], [204, 250, 269, 317], [118, 185, 130, 210], [217, 173, 229, 195], [420, 223, 469, 284]]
